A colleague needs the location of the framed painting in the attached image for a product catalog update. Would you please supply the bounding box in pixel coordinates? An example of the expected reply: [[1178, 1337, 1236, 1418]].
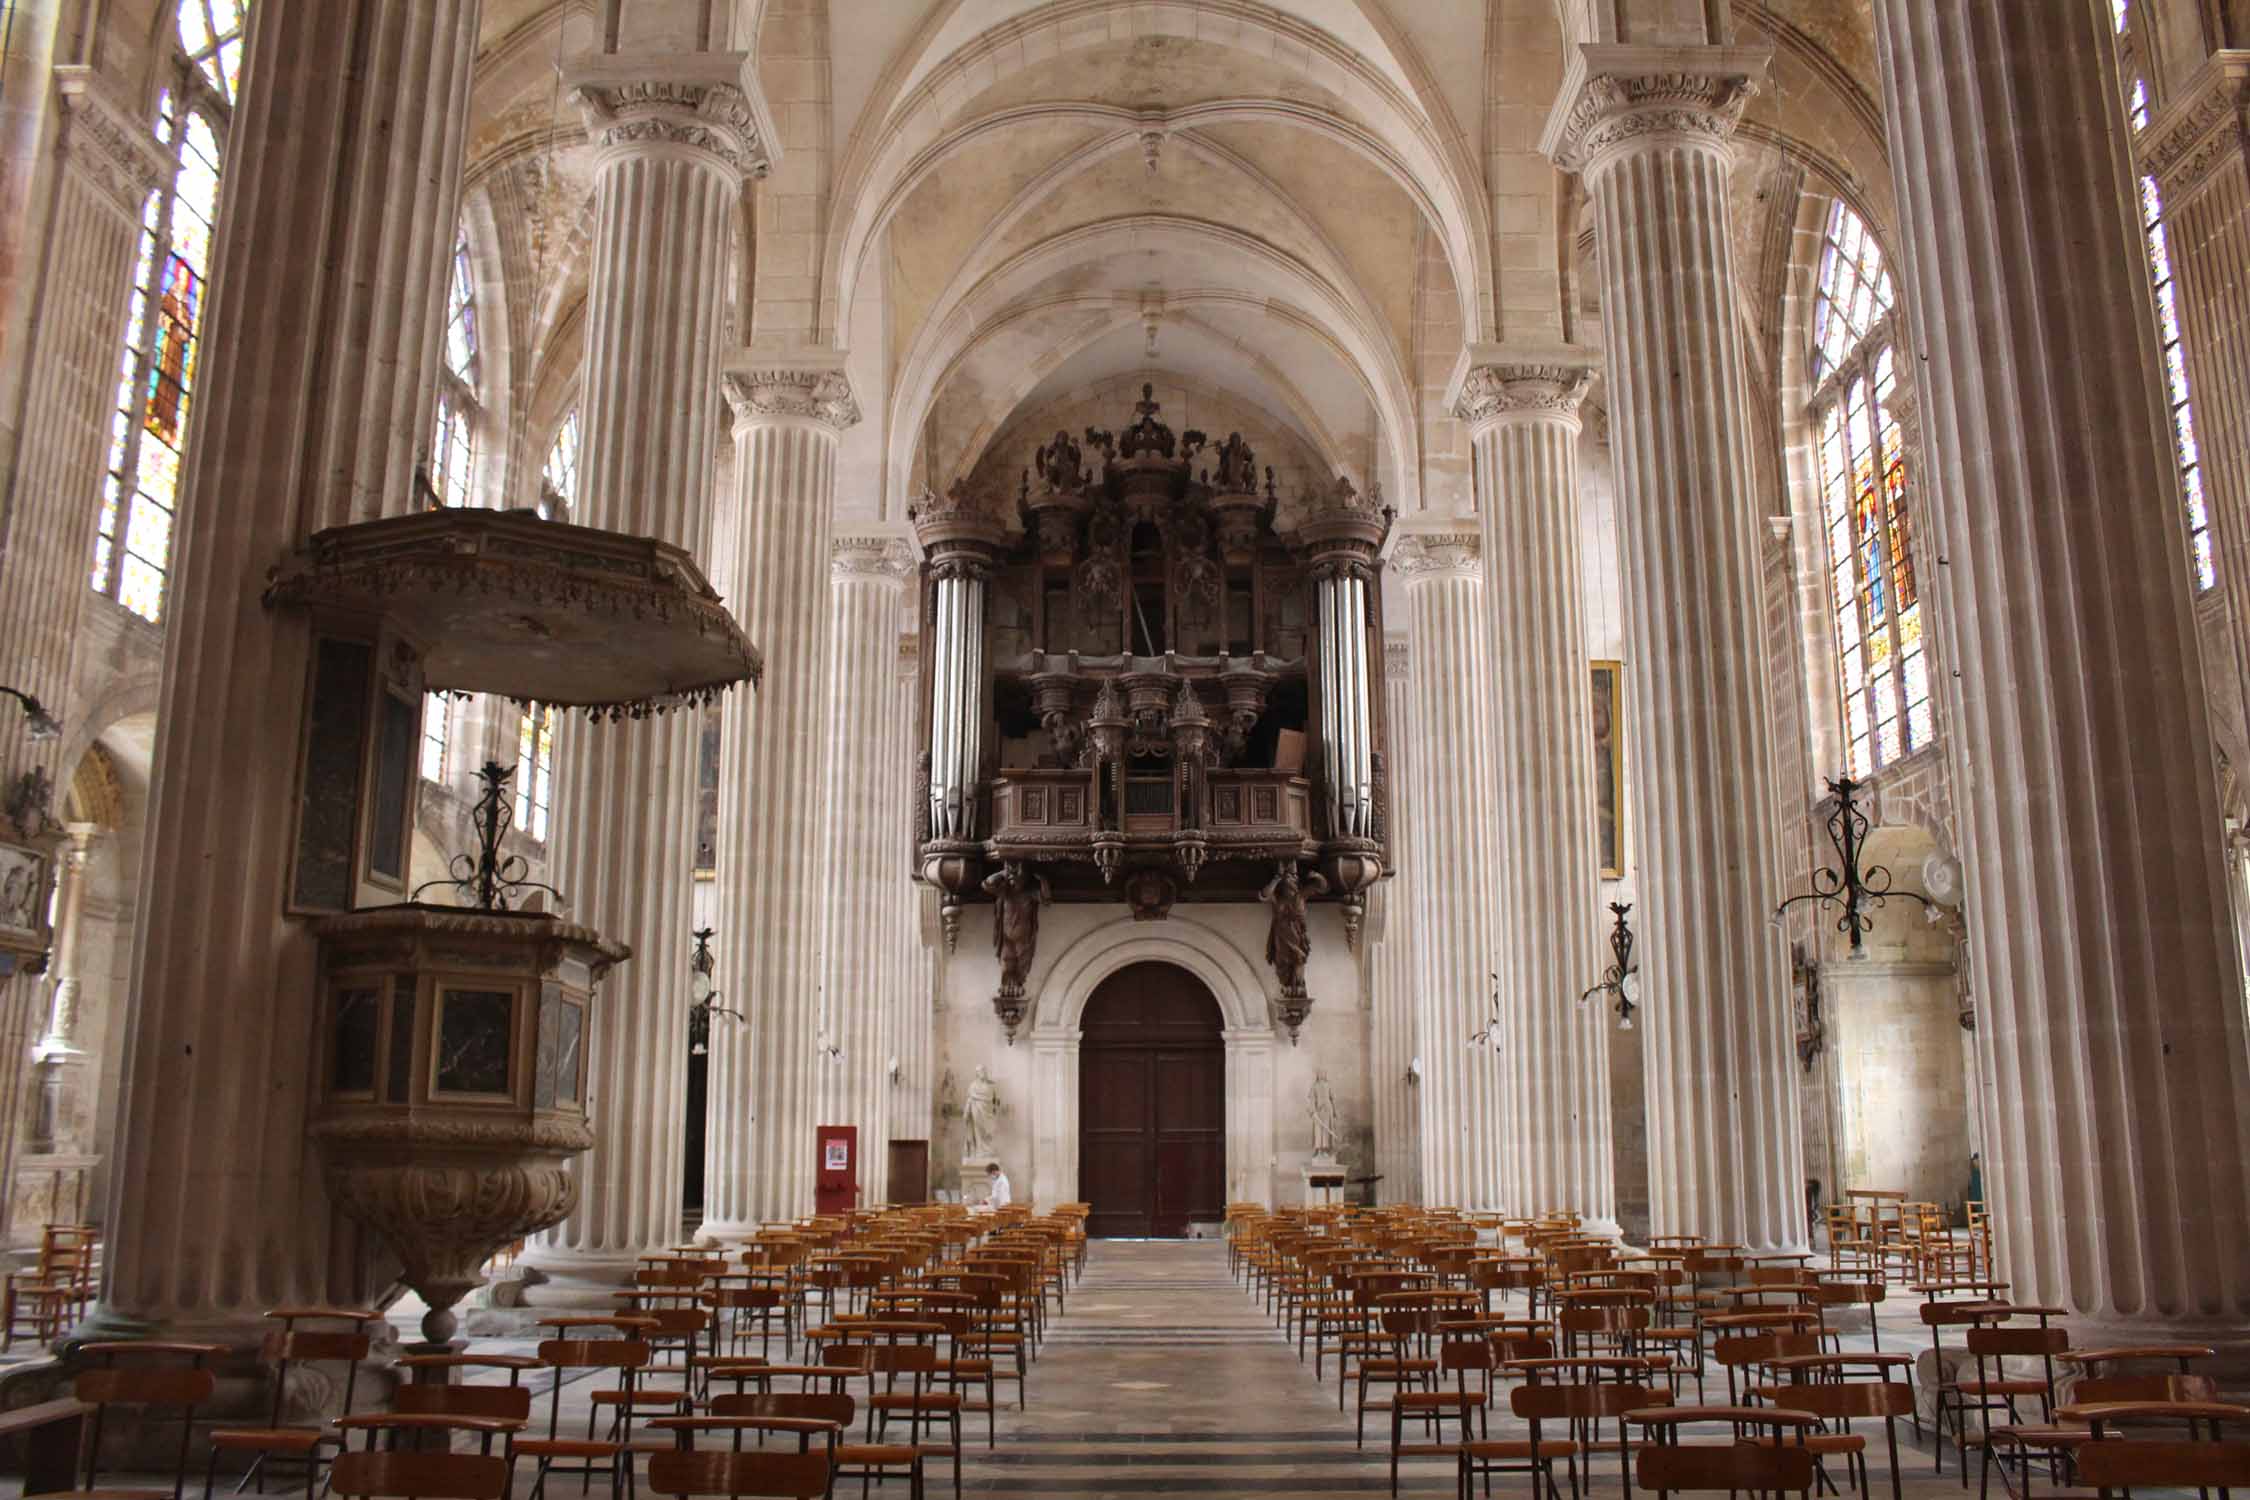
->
[[1592, 660, 1625, 878]]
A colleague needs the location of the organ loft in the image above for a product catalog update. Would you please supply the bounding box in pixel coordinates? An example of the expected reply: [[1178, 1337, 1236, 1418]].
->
[[910, 386, 1391, 1042]]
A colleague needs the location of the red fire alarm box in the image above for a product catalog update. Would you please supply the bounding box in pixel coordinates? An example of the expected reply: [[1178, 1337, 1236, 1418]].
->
[[815, 1125, 857, 1215]]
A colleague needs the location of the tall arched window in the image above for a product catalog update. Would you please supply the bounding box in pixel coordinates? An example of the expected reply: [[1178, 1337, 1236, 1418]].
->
[[515, 704, 555, 841], [90, 0, 248, 623], [541, 409, 580, 518], [430, 230, 480, 506], [1809, 200, 1932, 778]]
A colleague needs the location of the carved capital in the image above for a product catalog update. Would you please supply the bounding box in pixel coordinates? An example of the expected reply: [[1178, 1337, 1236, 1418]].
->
[[570, 54, 771, 180], [1448, 345, 1601, 427], [723, 363, 861, 430], [2141, 51, 2250, 204], [830, 534, 916, 583], [1541, 45, 1771, 178], [1390, 530, 1482, 580], [53, 67, 169, 219]]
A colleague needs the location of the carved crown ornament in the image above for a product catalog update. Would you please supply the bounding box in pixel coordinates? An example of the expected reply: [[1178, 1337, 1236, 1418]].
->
[[1451, 361, 1599, 427], [574, 76, 771, 179], [723, 365, 862, 430], [2140, 52, 2250, 203], [53, 67, 172, 218], [1391, 530, 1482, 580], [1542, 45, 1772, 177], [831, 535, 917, 583]]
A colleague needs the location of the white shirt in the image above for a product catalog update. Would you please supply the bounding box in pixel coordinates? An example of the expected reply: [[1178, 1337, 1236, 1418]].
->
[[987, 1171, 1013, 1208]]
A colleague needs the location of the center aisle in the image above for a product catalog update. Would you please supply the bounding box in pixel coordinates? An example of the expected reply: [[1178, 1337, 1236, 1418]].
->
[[970, 1238, 1396, 1495]]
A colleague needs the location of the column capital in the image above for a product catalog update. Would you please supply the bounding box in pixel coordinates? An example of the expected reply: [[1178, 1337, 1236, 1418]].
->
[[1540, 44, 1771, 178], [723, 357, 861, 431], [1390, 528, 1482, 581], [2140, 50, 2250, 203], [1446, 342, 1601, 428], [569, 52, 775, 181], [52, 67, 170, 219], [831, 533, 916, 584]]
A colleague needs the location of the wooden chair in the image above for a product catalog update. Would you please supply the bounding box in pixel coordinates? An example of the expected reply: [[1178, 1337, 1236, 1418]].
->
[[204, 1307, 379, 1499], [1957, 1324, 2071, 1481], [1453, 1380, 1588, 1500], [1387, 1338, 1493, 1496], [38, 1364, 215, 1500], [1635, 1440, 1816, 1500], [2, 1225, 98, 1351], [2076, 1437, 2250, 1498], [862, 1337, 962, 1494], [1750, 1379, 1915, 1500], [711, 1392, 924, 1499], [327, 1453, 510, 1500], [645, 1451, 833, 1500], [517, 1338, 656, 1500]]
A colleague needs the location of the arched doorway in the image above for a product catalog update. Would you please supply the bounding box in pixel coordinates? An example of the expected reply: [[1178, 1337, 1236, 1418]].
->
[[1078, 962, 1225, 1237]]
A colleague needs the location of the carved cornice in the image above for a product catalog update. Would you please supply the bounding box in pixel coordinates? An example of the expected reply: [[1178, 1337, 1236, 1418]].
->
[[723, 364, 861, 430], [52, 67, 169, 218], [572, 63, 771, 179], [1390, 530, 1482, 580], [831, 535, 916, 583], [1541, 45, 1772, 178], [2141, 51, 2250, 204]]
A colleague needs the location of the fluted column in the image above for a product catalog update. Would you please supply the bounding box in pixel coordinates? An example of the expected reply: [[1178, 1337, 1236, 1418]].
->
[[1542, 46, 1803, 1248], [100, 0, 481, 1335], [814, 536, 915, 1208], [1454, 350, 1615, 1226], [702, 359, 859, 1234], [1395, 531, 1506, 1211], [1367, 636, 1421, 1206], [0, 70, 167, 787], [895, 639, 937, 1188], [31, 826, 97, 1150], [1873, 0, 2250, 1321], [530, 56, 757, 1276]]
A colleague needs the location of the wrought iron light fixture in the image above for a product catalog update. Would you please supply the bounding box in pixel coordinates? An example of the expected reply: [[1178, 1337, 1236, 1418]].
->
[[1774, 775, 1935, 957], [1468, 971, 1502, 1050], [413, 761, 562, 912], [1578, 902, 1639, 1030], [0, 687, 61, 741], [1404, 1055, 1422, 1087], [688, 925, 744, 1055]]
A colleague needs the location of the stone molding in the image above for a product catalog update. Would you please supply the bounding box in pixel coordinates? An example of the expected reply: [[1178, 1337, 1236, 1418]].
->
[[1391, 530, 1482, 579], [570, 54, 772, 180], [830, 534, 916, 582], [2140, 50, 2250, 204], [1541, 44, 1772, 177], [52, 67, 169, 218], [723, 363, 862, 430]]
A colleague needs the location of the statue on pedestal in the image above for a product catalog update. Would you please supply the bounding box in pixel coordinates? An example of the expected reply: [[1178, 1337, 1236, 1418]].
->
[[963, 1064, 1000, 1161], [1307, 1070, 1339, 1161], [1261, 860, 1328, 994]]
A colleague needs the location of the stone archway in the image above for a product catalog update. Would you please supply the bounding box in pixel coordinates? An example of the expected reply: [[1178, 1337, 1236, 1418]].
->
[[1021, 914, 1277, 1211]]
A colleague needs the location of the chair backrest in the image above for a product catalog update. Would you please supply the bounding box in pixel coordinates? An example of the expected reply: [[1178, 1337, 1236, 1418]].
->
[[76, 1366, 215, 1407], [2076, 1440, 2250, 1492], [331, 1452, 510, 1500], [394, 1384, 534, 1422], [1514, 1381, 1666, 1422], [647, 1451, 833, 1499], [2074, 1374, 2218, 1404], [538, 1337, 651, 1369], [1713, 1332, 1822, 1368], [1637, 1442, 1815, 1494], [714, 1391, 855, 1424], [1967, 1326, 2069, 1359], [1780, 1380, 1915, 1420]]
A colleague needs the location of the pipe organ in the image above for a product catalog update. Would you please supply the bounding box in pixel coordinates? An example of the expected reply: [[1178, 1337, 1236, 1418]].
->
[[910, 385, 1392, 1038]]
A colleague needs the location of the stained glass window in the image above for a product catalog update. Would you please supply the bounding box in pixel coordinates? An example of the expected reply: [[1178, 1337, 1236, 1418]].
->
[[421, 693, 450, 782], [541, 410, 580, 518], [427, 226, 482, 508], [2141, 174, 2214, 590], [444, 232, 477, 384], [1809, 201, 1931, 778], [515, 705, 555, 841], [91, 3, 246, 622]]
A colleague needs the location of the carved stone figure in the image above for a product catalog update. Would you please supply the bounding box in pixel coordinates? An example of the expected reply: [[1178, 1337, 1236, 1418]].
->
[[1307, 1070, 1340, 1159], [1213, 432, 1257, 491], [963, 1064, 999, 1159], [983, 861, 1051, 997], [1035, 429, 1085, 492], [1261, 860, 1329, 995], [1118, 383, 1175, 459]]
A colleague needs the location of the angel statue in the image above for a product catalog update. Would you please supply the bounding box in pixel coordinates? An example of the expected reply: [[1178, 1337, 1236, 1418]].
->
[[1260, 860, 1330, 994]]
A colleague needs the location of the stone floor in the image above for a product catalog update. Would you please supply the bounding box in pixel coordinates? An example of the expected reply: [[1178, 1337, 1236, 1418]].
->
[[415, 1238, 1981, 1498]]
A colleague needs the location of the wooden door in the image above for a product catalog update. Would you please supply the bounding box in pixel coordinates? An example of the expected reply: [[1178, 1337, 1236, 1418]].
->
[[887, 1140, 930, 1205], [1078, 962, 1225, 1237]]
